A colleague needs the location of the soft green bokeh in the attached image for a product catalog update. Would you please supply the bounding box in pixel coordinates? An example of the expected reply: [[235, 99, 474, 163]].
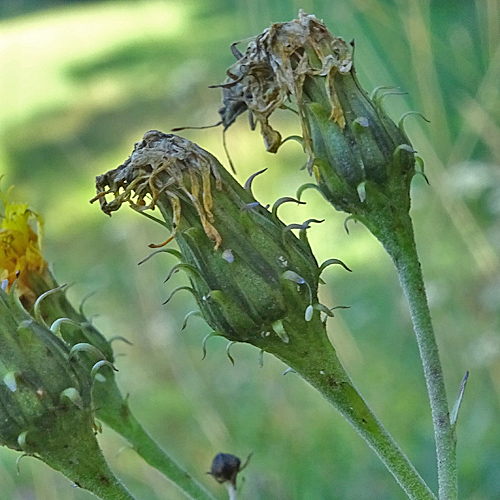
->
[[1, 1, 499, 499]]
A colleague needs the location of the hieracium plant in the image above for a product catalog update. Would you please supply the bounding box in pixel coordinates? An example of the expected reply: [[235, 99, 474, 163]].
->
[[0, 193, 216, 500], [91, 11, 467, 500], [4, 8, 468, 500], [215, 11, 465, 500]]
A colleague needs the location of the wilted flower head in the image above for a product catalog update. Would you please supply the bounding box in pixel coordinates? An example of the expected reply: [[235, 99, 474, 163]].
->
[[94, 130, 224, 248], [218, 11, 351, 150], [93, 131, 343, 347], [218, 11, 416, 215]]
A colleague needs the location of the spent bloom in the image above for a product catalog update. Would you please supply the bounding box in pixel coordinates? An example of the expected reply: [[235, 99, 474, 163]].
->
[[93, 131, 346, 347], [217, 11, 417, 216]]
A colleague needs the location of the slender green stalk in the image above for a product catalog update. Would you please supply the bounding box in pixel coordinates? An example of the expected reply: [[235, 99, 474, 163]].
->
[[42, 453, 135, 500], [38, 414, 136, 500], [94, 379, 216, 500], [256, 318, 437, 500], [359, 208, 457, 500]]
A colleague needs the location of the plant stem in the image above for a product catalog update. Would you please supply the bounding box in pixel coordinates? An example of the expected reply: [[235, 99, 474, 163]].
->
[[94, 380, 216, 500], [40, 417, 136, 500], [225, 483, 238, 500], [360, 208, 457, 500], [257, 317, 437, 500]]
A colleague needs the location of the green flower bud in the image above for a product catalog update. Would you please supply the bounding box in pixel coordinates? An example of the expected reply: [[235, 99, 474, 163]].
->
[[0, 284, 93, 451], [0, 284, 133, 499], [93, 131, 324, 346], [217, 11, 416, 216]]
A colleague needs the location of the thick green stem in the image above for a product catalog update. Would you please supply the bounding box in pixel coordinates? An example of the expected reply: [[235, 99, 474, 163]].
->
[[94, 380, 216, 500], [256, 318, 436, 500], [38, 416, 135, 500], [360, 208, 457, 500], [43, 454, 135, 500]]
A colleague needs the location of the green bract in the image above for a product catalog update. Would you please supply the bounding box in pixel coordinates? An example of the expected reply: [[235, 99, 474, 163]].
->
[[94, 131, 322, 345], [0, 284, 95, 453]]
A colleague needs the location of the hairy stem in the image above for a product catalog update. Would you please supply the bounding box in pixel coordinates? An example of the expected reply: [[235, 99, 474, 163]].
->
[[39, 419, 136, 500], [360, 208, 457, 500], [225, 483, 238, 500], [257, 318, 436, 500]]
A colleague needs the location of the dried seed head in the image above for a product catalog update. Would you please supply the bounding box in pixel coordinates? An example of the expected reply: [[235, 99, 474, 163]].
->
[[218, 11, 352, 153], [219, 11, 416, 215], [93, 130, 223, 248], [93, 132, 328, 345]]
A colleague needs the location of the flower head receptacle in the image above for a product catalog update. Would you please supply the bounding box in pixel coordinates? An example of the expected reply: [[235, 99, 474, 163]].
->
[[0, 190, 144, 459], [93, 130, 342, 352], [217, 11, 417, 223], [0, 190, 116, 404], [0, 285, 93, 453]]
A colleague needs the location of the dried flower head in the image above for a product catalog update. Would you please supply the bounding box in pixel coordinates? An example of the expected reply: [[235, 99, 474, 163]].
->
[[218, 11, 352, 154], [218, 11, 416, 216], [93, 130, 223, 248], [93, 131, 342, 346]]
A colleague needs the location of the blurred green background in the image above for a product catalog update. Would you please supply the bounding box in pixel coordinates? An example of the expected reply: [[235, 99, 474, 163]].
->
[[1, 0, 499, 499]]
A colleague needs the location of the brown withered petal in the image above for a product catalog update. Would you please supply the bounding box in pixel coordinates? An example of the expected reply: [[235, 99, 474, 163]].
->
[[92, 130, 223, 248], [218, 11, 352, 153]]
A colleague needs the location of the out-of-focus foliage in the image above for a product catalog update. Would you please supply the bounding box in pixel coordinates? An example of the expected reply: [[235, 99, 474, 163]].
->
[[0, 1, 499, 499]]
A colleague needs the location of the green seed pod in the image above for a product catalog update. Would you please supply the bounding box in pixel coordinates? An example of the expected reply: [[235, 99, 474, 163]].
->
[[217, 11, 416, 216], [93, 131, 321, 345]]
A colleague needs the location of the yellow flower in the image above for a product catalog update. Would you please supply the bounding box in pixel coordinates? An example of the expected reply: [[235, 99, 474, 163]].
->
[[0, 189, 46, 292]]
